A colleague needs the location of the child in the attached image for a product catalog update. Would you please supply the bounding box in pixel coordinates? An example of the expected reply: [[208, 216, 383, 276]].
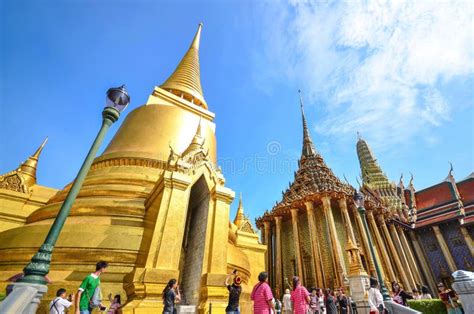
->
[[49, 288, 73, 314], [107, 293, 122, 314]]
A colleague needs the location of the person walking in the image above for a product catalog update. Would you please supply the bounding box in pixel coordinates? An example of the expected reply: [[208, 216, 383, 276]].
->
[[391, 281, 413, 306], [438, 282, 462, 314], [420, 286, 432, 299], [225, 270, 242, 314], [324, 289, 337, 314], [107, 293, 122, 314], [368, 277, 385, 314], [282, 288, 292, 314], [290, 276, 310, 314], [50, 288, 73, 314], [251, 272, 275, 314], [162, 279, 181, 314], [336, 288, 349, 314], [75, 261, 108, 314]]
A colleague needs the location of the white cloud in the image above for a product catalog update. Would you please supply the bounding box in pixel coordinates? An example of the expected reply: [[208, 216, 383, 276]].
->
[[256, 0, 474, 150]]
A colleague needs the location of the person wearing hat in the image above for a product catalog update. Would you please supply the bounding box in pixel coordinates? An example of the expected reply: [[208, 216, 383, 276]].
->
[[225, 270, 242, 314]]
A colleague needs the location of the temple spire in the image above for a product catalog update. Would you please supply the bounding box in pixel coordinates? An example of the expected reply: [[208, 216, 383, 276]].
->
[[356, 135, 390, 188], [181, 118, 205, 156], [161, 23, 208, 109], [234, 192, 245, 227], [299, 90, 316, 157], [20, 137, 48, 186]]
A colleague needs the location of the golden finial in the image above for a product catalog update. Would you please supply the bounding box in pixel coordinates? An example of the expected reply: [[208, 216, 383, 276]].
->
[[181, 118, 205, 156], [20, 137, 48, 186], [160, 23, 207, 109], [234, 192, 245, 227], [32, 137, 48, 159]]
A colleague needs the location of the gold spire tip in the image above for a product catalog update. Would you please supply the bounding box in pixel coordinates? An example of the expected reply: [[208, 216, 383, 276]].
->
[[32, 137, 48, 159], [191, 23, 203, 50]]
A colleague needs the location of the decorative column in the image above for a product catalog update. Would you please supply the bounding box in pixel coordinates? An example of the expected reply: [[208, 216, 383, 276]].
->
[[259, 226, 264, 244], [274, 216, 283, 294], [409, 231, 438, 295], [305, 201, 324, 287], [380, 219, 411, 290], [460, 226, 474, 258], [290, 208, 304, 282], [322, 196, 345, 287], [367, 211, 396, 283], [351, 205, 376, 275], [399, 229, 423, 285], [263, 220, 272, 274], [389, 224, 416, 289], [432, 225, 457, 272], [338, 198, 356, 242]]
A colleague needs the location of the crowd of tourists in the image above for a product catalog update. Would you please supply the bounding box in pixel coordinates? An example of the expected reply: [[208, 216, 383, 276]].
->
[[4, 260, 464, 314]]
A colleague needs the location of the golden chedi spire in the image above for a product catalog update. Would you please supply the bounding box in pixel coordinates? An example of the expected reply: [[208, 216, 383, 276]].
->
[[0, 138, 47, 192], [234, 192, 245, 228], [20, 137, 48, 186], [299, 90, 316, 157], [98, 23, 217, 164], [160, 23, 208, 109]]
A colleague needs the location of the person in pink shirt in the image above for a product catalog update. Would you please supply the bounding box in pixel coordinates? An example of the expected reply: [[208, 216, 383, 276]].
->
[[251, 272, 275, 314], [290, 276, 310, 314]]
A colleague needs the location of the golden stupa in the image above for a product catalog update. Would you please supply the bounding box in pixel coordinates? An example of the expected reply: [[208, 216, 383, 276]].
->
[[0, 24, 265, 313]]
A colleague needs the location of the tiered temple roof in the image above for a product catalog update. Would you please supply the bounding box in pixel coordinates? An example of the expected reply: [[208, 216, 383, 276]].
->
[[257, 92, 352, 225], [412, 167, 469, 228]]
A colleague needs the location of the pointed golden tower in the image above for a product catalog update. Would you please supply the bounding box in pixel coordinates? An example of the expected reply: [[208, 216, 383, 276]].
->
[[19, 137, 48, 187], [0, 137, 48, 192], [99, 23, 217, 164], [0, 138, 57, 233], [234, 193, 245, 228], [161, 23, 207, 109], [181, 118, 205, 156]]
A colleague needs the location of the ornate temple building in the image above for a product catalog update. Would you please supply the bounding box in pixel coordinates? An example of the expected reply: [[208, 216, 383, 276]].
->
[[0, 24, 265, 313], [256, 95, 473, 299], [402, 170, 473, 290]]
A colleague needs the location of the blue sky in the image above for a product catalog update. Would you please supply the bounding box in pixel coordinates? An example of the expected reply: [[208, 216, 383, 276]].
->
[[1, 0, 473, 223]]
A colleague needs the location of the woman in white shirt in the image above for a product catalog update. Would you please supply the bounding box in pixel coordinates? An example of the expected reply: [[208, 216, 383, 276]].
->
[[49, 288, 73, 314], [368, 277, 384, 314]]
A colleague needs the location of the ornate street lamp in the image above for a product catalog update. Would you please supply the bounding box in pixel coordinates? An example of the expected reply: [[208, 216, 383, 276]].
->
[[19, 86, 130, 285], [353, 190, 391, 301]]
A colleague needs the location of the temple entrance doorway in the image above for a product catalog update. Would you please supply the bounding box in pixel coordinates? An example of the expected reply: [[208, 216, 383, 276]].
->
[[179, 176, 210, 306]]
